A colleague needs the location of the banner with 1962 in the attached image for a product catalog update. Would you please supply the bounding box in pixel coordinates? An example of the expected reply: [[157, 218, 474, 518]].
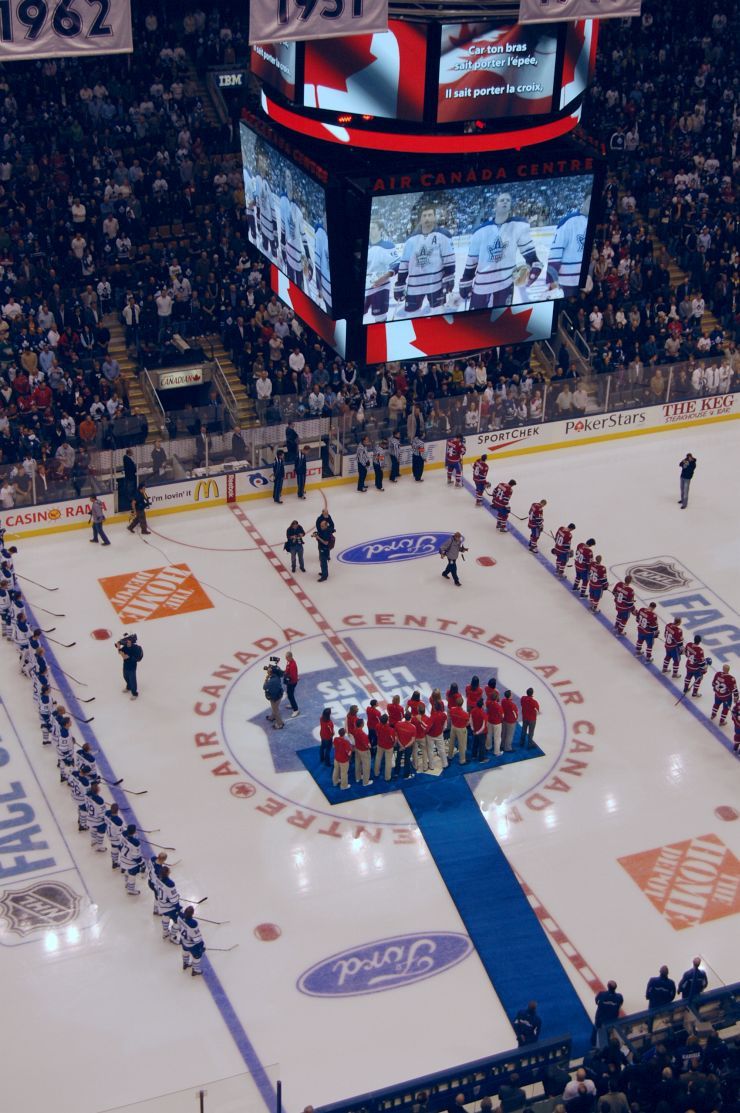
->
[[0, 0, 132, 61], [249, 0, 387, 45]]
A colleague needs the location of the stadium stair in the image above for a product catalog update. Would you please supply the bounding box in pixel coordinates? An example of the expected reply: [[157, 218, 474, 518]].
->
[[105, 315, 161, 442], [648, 226, 722, 335], [204, 335, 260, 429]]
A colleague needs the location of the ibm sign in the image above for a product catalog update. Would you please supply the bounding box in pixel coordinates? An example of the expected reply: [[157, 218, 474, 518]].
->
[[218, 72, 244, 88]]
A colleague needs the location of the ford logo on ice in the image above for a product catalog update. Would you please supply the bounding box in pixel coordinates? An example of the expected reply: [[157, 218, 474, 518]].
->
[[338, 532, 452, 565], [297, 932, 472, 997]]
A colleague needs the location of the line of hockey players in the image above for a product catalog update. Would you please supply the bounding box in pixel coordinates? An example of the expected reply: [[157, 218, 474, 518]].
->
[[363, 190, 589, 324], [0, 532, 207, 976], [461, 455, 740, 748]]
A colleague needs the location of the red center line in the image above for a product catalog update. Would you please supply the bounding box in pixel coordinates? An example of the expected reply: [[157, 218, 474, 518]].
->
[[230, 505, 382, 699]]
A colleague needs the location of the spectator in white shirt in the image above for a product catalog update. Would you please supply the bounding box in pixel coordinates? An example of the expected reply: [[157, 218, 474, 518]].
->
[[288, 348, 306, 375], [255, 371, 272, 421]]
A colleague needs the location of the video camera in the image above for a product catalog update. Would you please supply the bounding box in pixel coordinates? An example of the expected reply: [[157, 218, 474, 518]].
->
[[116, 633, 138, 650], [263, 654, 282, 673]]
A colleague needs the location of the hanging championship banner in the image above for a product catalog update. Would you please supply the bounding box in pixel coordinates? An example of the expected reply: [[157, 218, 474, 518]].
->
[[0, 0, 132, 60], [519, 0, 640, 23], [250, 0, 388, 46]]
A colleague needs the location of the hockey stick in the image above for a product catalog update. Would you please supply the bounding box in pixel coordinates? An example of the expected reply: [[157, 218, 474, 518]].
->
[[42, 627, 56, 634], [181, 896, 208, 905], [47, 636, 77, 648], [122, 787, 148, 796], [72, 714, 95, 724], [139, 828, 160, 835], [58, 668, 88, 686], [18, 575, 59, 592], [30, 605, 66, 618], [103, 777, 124, 787], [208, 944, 239, 952], [674, 689, 690, 708], [199, 917, 230, 926], [148, 841, 176, 852], [50, 685, 94, 703]]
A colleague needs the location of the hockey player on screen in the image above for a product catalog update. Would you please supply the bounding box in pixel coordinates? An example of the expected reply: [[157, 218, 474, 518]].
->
[[459, 192, 543, 310], [445, 434, 465, 488], [313, 221, 332, 314], [254, 149, 278, 262], [472, 453, 490, 506], [393, 203, 456, 318], [279, 169, 311, 289], [364, 218, 399, 323], [546, 194, 590, 298]]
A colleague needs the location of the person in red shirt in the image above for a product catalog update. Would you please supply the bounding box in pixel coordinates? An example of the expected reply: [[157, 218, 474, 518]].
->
[[635, 602, 659, 662], [448, 697, 470, 764], [553, 523, 575, 577], [374, 714, 397, 781], [332, 727, 353, 790], [345, 704, 359, 739], [465, 675, 483, 711], [587, 556, 609, 614], [501, 691, 519, 752], [319, 708, 334, 767], [469, 698, 487, 762], [491, 479, 516, 533], [353, 717, 373, 786], [573, 538, 595, 597], [406, 690, 424, 716], [387, 694, 404, 728], [486, 692, 503, 756], [283, 651, 300, 716], [366, 699, 381, 760], [710, 664, 738, 725], [426, 701, 448, 769], [484, 676, 499, 702], [394, 712, 416, 779], [412, 704, 429, 772], [520, 688, 540, 749], [683, 634, 708, 696]]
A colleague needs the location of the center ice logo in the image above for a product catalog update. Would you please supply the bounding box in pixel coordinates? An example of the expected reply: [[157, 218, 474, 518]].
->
[[297, 932, 473, 997], [338, 533, 452, 565]]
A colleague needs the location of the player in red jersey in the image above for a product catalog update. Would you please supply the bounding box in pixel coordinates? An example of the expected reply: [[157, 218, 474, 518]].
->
[[527, 498, 547, 553], [472, 454, 490, 506], [732, 701, 740, 753], [445, 436, 465, 488], [588, 555, 609, 613], [573, 537, 595, 597], [662, 617, 684, 678], [491, 479, 517, 532], [683, 634, 709, 697], [553, 523, 575, 577], [612, 575, 636, 636], [711, 664, 738, 725], [635, 602, 659, 662]]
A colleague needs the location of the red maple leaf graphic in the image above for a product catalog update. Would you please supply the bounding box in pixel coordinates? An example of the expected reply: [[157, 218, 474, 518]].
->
[[305, 36, 377, 95], [408, 307, 535, 356], [562, 21, 586, 92]]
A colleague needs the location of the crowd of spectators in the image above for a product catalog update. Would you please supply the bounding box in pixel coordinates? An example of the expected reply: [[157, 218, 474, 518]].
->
[[0, 0, 737, 512]]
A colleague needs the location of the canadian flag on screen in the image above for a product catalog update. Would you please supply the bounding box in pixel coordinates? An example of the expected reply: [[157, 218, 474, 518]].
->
[[250, 0, 388, 46], [303, 21, 426, 121]]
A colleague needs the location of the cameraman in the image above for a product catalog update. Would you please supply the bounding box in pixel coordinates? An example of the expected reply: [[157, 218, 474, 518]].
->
[[118, 634, 143, 699], [440, 532, 466, 587], [263, 659, 285, 729]]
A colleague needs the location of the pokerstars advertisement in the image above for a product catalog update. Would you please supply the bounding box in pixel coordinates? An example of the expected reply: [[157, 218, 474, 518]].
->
[[362, 174, 594, 327], [438, 21, 558, 124], [303, 20, 428, 122]]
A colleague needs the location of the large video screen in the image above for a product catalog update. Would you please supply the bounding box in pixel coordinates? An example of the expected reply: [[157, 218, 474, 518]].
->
[[240, 122, 333, 316], [438, 22, 557, 124], [250, 40, 297, 102], [303, 20, 427, 122], [363, 175, 593, 326]]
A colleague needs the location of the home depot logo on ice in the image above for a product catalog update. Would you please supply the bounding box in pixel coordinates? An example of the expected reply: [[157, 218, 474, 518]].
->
[[99, 564, 213, 622], [619, 834, 740, 931]]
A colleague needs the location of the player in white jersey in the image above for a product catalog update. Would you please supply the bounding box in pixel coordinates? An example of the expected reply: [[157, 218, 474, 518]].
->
[[254, 151, 278, 261], [393, 203, 455, 318], [459, 192, 543, 309], [546, 195, 590, 297], [312, 222, 332, 314], [242, 167, 257, 242], [279, 170, 310, 289], [364, 219, 399, 323]]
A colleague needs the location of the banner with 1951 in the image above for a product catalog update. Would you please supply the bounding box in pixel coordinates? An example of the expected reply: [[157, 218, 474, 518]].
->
[[0, 0, 132, 61], [249, 0, 387, 45]]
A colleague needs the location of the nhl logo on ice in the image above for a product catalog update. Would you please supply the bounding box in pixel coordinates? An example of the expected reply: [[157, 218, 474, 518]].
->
[[0, 880, 82, 937], [297, 932, 473, 997], [338, 532, 453, 565], [626, 560, 691, 593], [618, 834, 740, 931]]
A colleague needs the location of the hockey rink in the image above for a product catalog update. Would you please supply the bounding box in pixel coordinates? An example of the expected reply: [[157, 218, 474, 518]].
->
[[1, 420, 739, 1113]]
